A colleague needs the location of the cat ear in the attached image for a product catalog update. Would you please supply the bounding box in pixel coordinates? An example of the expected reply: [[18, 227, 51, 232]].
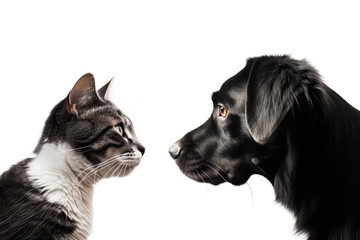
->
[[67, 73, 98, 116], [98, 78, 114, 100]]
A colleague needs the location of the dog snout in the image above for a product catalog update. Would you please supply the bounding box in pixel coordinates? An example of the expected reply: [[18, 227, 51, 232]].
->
[[169, 142, 181, 159]]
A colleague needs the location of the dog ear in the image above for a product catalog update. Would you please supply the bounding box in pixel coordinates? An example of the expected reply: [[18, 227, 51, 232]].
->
[[245, 56, 303, 144]]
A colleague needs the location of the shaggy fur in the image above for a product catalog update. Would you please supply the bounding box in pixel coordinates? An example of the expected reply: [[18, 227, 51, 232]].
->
[[169, 55, 360, 239]]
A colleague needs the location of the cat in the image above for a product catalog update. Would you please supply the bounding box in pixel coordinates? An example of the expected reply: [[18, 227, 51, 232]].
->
[[0, 73, 145, 240]]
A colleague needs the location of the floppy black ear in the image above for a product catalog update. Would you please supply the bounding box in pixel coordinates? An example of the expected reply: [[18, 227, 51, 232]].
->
[[67, 73, 100, 116], [98, 78, 113, 100], [245, 56, 305, 144]]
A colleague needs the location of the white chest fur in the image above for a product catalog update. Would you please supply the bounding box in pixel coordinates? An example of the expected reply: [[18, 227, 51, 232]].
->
[[27, 143, 95, 240]]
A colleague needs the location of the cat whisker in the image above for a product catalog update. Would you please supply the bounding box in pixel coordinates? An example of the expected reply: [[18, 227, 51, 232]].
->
[[73, 163, 101, 185], [75, 155, 139, 187], [75, 155, 122, 182], [108, 163, 120, 179], [102, 160, 123, 179], [75, 154, 139, 182], [66, 151, 142, 193], [77, 159, 118, 186], [116, 162, 129, 178], [73, 163, 105, 188]]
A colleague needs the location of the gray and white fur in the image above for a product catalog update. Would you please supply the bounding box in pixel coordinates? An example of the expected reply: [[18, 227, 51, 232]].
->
[[0, 73, 145, 240]]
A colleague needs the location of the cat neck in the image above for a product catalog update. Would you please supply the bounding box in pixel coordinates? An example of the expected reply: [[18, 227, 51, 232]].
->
[[27, 142, 95, 240]]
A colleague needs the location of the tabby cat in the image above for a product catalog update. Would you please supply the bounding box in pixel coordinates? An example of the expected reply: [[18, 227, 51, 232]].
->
[[0, 73, 145, 240]]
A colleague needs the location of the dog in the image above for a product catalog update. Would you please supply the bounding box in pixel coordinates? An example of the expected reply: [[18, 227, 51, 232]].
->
[[169, 55, 360, 240]]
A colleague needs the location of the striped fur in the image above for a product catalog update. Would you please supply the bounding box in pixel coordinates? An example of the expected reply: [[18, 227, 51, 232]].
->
[[0, 73, 145, 239]]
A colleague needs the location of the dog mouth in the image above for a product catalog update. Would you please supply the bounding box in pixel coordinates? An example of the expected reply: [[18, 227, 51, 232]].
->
[[184, 166, 252, 186], [175, 155, 253, 186], [171, 144, 254, 186], [175, 158, 228, 185], [186, 169, 227, 185]]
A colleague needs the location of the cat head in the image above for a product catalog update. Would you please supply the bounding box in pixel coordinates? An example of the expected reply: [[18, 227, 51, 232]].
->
[[35, 73, 145, 178]]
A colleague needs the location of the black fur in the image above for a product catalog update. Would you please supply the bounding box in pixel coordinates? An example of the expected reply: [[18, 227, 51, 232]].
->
[[169, 55, 360, 239], [0, 159, 76, 240]]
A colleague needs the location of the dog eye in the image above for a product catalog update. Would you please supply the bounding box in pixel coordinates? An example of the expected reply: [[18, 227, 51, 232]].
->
[[218, 105, 228, 118]]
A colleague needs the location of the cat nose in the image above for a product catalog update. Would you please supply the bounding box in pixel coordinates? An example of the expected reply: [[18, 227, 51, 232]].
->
[[169, 143, 181, 160], [139, 146, 145, 156], [137, 144, 145, 156]]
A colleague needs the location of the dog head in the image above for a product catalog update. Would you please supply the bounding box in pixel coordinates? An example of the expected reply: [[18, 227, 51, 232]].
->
[[169, 55, 322, 185]]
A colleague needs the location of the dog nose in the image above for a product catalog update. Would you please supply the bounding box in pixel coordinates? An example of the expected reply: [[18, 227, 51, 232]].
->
[[169, 143, 181, 159]]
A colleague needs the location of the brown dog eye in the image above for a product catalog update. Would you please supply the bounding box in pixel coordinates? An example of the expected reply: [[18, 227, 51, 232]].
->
[[218, 105, 228, 118]]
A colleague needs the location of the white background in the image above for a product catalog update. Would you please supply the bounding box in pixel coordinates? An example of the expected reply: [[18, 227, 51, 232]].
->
[[1, 1, 359, 239]]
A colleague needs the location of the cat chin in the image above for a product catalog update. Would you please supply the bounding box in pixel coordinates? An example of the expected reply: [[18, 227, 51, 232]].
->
[[96, 156, 141, 179], [96, 165, 136, 179], [113, 165, 137, 177]]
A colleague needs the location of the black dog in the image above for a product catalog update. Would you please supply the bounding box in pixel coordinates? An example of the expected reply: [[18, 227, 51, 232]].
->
[[169, 55, 360, 240]]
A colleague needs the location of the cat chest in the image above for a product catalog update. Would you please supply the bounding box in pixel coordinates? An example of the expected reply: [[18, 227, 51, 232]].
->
[[26, 143, 95, 239]]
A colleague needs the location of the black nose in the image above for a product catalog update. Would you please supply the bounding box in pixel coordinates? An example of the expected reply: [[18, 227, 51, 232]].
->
[[169, 143, 181, 159], [136, 144, 146, 156], [139, 146, 146, 156]]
